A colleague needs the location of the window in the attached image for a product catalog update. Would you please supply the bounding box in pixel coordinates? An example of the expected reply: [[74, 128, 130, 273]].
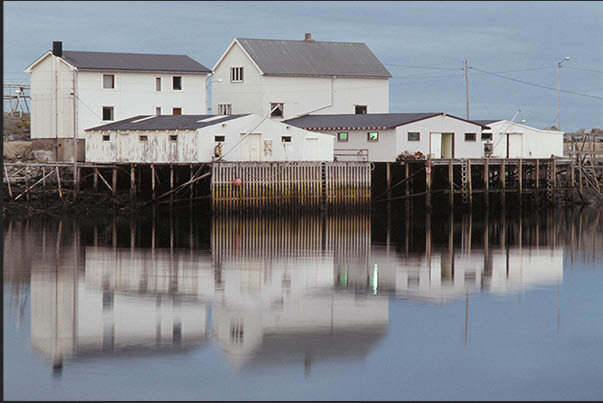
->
[[337, 132, 349, 142], [103, 74, 115, 89], [172, 76, 182, 90], [139, 135, 148, 142], [169, 135, 178, 142], [214, 135, 225, 142], [281, 136, 291, 143], [355, 105, 367, 114], [270, 103, 284, 118], [172, 107, 182, 115], [465, 132, 477, 141], [155, 107, 161, 115], [102, 134, 110, 142], [408, 132, 420, 141], [481, 132, 492, 140], [102, 106, 114, 121], [230, 67, 244, 82], [155, 77, 161, 92], [367, 131, 379, 142], [218, 104, 232, 115]]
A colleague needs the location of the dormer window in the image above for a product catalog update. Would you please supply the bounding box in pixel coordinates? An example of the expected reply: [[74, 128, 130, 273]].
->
[[103, 74, 115, 89], [230, 67, 244, 83]]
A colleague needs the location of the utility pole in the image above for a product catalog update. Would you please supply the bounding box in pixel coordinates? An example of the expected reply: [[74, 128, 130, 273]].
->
[[464, 59, 469, 120], [557, 56, 570, 130]]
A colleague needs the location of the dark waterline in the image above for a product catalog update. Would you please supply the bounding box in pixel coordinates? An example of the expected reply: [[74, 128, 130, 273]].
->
[[4, 207, 603, 401]]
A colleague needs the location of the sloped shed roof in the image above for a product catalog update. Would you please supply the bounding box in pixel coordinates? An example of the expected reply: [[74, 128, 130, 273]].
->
[[235, 38, 391, 78], [60, 50, 211, 73], [86, 115, 247, 132], [284, 113, 491, 130]]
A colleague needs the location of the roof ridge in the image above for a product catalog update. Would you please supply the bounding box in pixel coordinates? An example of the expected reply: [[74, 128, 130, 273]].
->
[[63, 50, 191, 57], [236, 37, 367, 45]]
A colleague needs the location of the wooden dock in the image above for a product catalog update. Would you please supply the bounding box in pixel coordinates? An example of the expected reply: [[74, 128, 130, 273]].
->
[[3, 156, 602, 211]]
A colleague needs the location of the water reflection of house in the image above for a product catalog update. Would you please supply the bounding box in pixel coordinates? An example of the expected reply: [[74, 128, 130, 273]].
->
[[30, 247, 209, 370]]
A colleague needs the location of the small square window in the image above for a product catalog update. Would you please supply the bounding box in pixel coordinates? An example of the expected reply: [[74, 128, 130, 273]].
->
[[215, 135, 225, 142], [465, 132, 476, 141], [102, 134, 110, 142], [270, 103, 284, 118], [230, 67, 244, 82], [408, 132, 420, 141], [481, 132, 492, 140], [337, 132, 349, 142], [156, 77, 161, 92], [102, 106, 114, 121], [103, 74, 115, 89], [281, 136, 291, 143], [155, 107, 161, 116], [173, 76, 182, 90], [367, 131, 379, 142], [169, 135, 178, 142], [355, 105, 367, 114], [172, 107, 182, 115], [218, 104, 232, 115], [139, 135, 148, 142]]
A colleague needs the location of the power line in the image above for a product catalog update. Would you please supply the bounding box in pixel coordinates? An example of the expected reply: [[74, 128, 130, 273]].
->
[[384, 63, 463, 71], [469, 66, 603, 100], [564, 66, 603, 74]]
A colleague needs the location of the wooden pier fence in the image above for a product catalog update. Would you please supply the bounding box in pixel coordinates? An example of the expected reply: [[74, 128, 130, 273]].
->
[[211, 161, 371, 212]]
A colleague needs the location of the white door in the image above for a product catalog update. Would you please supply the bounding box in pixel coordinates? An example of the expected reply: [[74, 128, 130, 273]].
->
[[430, 132, 442, 158], [241, 133, 261, 161], [118, 133, 129, 162], [507, 133, 523, 158]]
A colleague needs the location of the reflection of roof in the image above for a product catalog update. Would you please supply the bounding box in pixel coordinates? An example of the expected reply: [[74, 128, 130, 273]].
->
[[235, 37, 392, 78], [228, 327, 387, 370], [284, 113, 491, 130], [61, 50, 211, 73], [86, 114, 247, 131]]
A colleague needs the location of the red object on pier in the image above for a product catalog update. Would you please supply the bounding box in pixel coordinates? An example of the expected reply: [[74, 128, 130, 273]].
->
[[232, 177, 243, 187]]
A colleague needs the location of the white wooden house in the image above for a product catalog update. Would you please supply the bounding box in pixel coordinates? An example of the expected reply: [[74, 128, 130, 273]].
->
[[211, 34, 391, 120], [24, 41, 211, 162], [85, 114, 334, 163], [284, 112, 491, 161], [475, 120, 565, 158]]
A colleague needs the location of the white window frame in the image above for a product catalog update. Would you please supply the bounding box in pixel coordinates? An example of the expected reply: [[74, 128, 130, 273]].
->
[[102, 74, 115, 89], [102, 106, 114, 121], [172, 76, 182, 91], [218, 104, 232, 115], [155, 77, 162, 92], [230, 67, 244, 83]]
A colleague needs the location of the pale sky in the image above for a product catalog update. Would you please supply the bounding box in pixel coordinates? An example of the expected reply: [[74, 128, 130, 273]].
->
[[4, 1, 603, 131]]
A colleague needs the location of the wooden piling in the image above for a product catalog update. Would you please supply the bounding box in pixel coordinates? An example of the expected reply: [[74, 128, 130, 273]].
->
[[56, 167, 63, 199], [425, 159, 432, 210], [151, 164, 156, 200], [112, 166, 117, 197], [94, 167, 99, 192], [130, 164, 136, 203], [518, 159, 523, 195], [4, 165, 13, 198], [484, 158, 489, 207], [386, 162, 391, 201], [449, 159, 454, 207], [467, 159, 472, 207], [500, 159, 506, 205], [170, 164, 174, 205]]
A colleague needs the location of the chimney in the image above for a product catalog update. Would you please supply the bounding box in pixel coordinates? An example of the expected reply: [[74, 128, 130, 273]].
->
[[52, 41, 62, 57], [304, 33, 313, 41]]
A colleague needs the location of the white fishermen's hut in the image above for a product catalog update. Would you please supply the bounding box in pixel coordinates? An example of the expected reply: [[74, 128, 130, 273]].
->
[[283, 113, 490, 162], [475, 120, 565, 158], [85, 114, 334, 163]]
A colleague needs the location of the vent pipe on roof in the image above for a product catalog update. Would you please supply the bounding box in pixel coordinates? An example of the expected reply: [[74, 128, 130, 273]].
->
[[304, 33, 314, 42], [52, 41, 63, 57]]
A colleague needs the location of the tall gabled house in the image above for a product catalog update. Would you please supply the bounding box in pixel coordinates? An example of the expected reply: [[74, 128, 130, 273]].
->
[[211, 34, 391, 120], [24, 41, 211, 161]]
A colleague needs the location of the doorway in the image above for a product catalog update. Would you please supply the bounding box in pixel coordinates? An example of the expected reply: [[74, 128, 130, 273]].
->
[[441, 133, 454, 158], [241, 133, 261, 161], [506, 132, 522, 158], [430, 132, 442, 158]]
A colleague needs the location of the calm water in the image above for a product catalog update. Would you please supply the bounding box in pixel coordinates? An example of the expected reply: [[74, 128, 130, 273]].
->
[[3, 207, 603, 401]]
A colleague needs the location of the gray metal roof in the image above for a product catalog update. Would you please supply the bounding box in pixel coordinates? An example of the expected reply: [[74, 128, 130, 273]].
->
[[236, 38, 391, 78], [61, 51, 211, 74], [473, 119, 501, 126], [86, 115, 247, 132], [284, 113, 491, 130]]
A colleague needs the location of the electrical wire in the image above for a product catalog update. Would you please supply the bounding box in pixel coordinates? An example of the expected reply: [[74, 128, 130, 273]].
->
[[469, 66, 603, 100]]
